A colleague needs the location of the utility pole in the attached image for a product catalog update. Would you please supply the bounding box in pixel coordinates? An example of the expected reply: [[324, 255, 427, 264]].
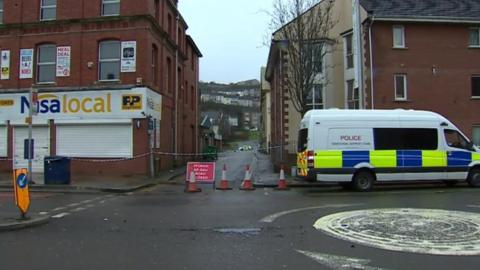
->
[[28, 87, 37, 184], [352, 0, 364, 109]]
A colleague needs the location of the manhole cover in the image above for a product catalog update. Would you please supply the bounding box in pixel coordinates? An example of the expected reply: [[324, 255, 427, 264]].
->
[[314, 208, 480, 256]]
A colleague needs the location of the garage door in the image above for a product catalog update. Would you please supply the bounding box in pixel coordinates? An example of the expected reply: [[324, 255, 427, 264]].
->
[[13, 126, 50, 172], [0, 126, 6, 157], [56, 124, 133, 158]]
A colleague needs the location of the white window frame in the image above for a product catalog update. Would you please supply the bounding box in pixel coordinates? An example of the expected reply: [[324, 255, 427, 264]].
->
[[346, 79, 359, 109], [393, 25, 405, 48], [102, 0, 120, 16], [394, 74, 408, 101], [344, 33, 354, 70], [98, 40, 120, 82], [0, 0, 4, 24], [37, 44, 57, 84], [40, 0, 56, 21], [469, 28, 480, 48], [306, 84, 324, 109], [0, 125, 7, 157]]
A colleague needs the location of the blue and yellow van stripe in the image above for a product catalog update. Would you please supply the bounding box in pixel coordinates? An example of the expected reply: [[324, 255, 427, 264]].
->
[[309, 150, 479, 172]]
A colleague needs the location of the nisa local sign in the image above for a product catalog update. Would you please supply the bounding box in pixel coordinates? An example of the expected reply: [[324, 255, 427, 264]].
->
[[21, 93, 112, 114], [1, 88, 162, 121]]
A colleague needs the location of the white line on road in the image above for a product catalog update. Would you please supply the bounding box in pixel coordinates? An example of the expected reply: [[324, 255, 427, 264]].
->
[[52, 207, 66, 212], [38, 212, 49, 215], [467, 205, 480, 208], [259, 204, 362, 223], [67, 203, 81, 207], [51, 212, 70, 219], [71, 207, 86, 212], [296, 250, 388, 270]]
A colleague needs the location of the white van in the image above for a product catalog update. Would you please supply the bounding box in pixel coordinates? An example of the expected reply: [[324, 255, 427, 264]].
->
[[296, 109, 480, 191]]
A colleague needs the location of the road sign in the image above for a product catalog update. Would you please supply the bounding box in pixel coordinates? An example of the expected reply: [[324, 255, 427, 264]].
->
[[186, 162, 216, 183], [13, 168, 31, 216]]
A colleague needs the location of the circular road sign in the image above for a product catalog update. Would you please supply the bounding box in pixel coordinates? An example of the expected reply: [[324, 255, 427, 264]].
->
[[16, 173, 28, 189]]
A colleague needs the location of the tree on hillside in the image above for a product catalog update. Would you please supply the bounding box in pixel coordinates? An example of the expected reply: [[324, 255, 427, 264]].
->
[[268, 0, 336, 116]]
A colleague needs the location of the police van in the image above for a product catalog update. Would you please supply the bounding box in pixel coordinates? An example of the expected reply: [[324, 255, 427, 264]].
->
[[296, 109, 480, 191]]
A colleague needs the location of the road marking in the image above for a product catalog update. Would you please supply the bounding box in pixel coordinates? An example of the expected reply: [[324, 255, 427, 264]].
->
[[314, 208, 480, 256], [52, 207, 66, 212], [82, 199, 93, 204], [296, 250, 388, 270], [260, 204, 362, 223], [467, 205, 480, 208], [99, 200, 106, 204], [71, 207, 86, 212], [67, 203, 81, 207], [38, 212, 49, 215], [51, 212, 70, 219]]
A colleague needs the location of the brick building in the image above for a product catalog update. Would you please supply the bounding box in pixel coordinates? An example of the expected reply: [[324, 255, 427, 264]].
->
[[265, 0, 480, 167], [0, 0, 202, 181]]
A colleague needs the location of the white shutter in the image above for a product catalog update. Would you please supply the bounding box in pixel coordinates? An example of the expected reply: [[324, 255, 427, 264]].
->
[[0, 126, 7, 157], [13, 126, 50, 172], [57, 124, 132, 158]]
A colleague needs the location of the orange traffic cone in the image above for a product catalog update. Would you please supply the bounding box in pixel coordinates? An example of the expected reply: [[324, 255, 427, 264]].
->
[[240, 165, 255, 191], [216, 164, 232, 190], [185, 171, 201, 193], [275, 166, 289, 191]]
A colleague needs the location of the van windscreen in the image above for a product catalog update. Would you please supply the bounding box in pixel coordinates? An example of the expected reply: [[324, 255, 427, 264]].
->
[[298, 128, 308, 152]]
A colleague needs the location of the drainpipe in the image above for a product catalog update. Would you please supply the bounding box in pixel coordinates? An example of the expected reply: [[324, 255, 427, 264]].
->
[[369, 15, 375, 109], [174, 12, 179, 163]]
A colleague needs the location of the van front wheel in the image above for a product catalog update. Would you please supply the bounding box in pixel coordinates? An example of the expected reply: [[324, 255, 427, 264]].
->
[[468, 167, 480, 187], [353, 171, 375, 191]]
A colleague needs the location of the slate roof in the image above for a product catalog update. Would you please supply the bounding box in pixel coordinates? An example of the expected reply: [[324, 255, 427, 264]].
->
[[360, 0, 480, 21]]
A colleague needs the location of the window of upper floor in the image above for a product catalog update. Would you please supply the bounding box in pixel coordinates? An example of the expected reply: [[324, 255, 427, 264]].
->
[[102, 0, 120, 17], [346, 79, 359, 109], [37, 44, 57, 84], [154, 0, 160, 21], [152, 44, 159, 86], [470, 28, 480, 48], [394, 74, 408, 101], [472, 75, 480, 98], [99, 40, 121, 81], [167, 14, 173, 37], [0, 0, 3, 24], [393, 25, 406, 48], [306, 84, 324, 110], [344, 33, 353, 70], [301, 42, 323, 74], [40, 0, 56, 21]]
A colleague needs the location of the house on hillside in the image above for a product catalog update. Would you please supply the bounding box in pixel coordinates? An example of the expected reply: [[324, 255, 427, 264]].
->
[[265, 0, 480, 167]]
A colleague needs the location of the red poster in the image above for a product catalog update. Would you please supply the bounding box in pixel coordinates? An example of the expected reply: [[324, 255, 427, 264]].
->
[[186, 162, 216, 183]]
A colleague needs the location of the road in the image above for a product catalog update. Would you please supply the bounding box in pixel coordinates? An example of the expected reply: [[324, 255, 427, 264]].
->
[[2, 148, 480, 269]]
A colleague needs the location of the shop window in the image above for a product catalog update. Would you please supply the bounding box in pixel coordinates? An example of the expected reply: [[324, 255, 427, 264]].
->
[[40, 0, 56, 21], [395, 74, 407, 100], [37, 44, 56, 83], [470, 28, 480, 47], [393, 25, 405, 48], [102, 0, 120, 16], [99, 40, 120, 81]]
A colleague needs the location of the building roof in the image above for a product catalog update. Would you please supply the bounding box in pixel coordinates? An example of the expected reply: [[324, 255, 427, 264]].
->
[[360, 0, 480, 22]]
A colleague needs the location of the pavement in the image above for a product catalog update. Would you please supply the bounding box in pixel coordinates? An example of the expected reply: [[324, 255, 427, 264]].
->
[[0, 166, 187, 232]]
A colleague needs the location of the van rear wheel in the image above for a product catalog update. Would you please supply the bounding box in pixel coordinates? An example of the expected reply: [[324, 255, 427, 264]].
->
[[352, 171, 375, 191], [468, 167, 480, 187]]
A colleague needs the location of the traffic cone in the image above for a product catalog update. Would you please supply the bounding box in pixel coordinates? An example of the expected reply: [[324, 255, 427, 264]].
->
[[275, 166, 289, 191], [240, 165, 255, 191], [185, 171, 201, 193], [216, 164, 232, 190]]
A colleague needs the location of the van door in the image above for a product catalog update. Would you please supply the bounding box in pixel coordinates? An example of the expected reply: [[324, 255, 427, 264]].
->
[[443, 129, 474, 180]]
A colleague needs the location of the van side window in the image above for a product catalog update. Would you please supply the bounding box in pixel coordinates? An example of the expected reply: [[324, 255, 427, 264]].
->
[[298, 129, 308, 152], [444, 129, 472, 151], [374, 128, 438, 150]]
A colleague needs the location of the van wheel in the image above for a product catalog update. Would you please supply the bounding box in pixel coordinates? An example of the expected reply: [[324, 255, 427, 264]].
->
[[352, 171, 375, 191], [468, 167, 480, 187]]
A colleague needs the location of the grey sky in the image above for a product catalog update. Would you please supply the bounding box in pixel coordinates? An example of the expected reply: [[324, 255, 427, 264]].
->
[[179, 1, 274, 84]]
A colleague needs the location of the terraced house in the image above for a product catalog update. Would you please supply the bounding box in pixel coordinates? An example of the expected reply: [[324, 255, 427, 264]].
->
[[265, 0, 480, 167], [0, 0, 202, 180]]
